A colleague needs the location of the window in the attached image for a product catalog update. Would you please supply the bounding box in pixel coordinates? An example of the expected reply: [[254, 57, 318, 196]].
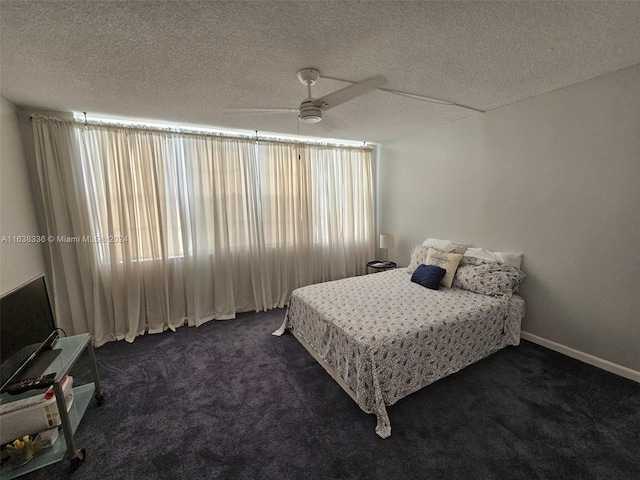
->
[[75, 124, 373, 264], [33, 115, 375, 340]]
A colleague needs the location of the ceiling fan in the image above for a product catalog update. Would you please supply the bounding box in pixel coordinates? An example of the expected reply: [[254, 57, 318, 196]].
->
[[226, 68, 386, 124], [225, 68, 485, 125]]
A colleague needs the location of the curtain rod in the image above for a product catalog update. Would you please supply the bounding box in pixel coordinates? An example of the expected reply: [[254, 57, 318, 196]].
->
[[29, 114, 374, 152]]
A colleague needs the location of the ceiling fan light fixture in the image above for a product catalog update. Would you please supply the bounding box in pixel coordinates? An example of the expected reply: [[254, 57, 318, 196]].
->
[[299, 112, 322, 123], [299, 99, 323, 123]]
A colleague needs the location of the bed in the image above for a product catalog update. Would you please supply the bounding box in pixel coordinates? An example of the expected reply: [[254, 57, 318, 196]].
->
[[273, 244, 525, 438]]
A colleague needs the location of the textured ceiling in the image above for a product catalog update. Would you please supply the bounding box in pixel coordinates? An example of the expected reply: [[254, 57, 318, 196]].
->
[[1, 1, 640, 143]]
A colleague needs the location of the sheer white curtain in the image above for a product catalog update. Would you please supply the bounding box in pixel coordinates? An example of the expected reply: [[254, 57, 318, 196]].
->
[[302, 144, 374, 279], [31, 116, 374, 345]]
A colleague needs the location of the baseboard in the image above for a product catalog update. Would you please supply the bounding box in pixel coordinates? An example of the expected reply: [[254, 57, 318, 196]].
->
[[520, 331, 640, 384]]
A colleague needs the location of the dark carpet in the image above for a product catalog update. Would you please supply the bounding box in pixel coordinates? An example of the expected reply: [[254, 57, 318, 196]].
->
[[20, 308, 640, 480]]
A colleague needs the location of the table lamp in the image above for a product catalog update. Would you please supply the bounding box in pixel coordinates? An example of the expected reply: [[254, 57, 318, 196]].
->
[[379, 234, 394, 263]]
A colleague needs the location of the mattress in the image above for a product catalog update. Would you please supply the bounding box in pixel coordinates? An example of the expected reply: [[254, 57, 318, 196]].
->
[[273, 268, 524, 438]]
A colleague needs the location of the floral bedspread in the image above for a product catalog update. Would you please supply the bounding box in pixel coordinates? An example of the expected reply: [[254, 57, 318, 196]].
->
[[273, 269, 524, 438]]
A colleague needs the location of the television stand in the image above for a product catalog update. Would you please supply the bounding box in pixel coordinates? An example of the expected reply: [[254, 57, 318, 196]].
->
[[0, 333, 104, 478]]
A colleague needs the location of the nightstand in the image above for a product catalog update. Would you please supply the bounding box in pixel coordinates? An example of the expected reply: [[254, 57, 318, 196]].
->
[[367, 260, 396, 273]]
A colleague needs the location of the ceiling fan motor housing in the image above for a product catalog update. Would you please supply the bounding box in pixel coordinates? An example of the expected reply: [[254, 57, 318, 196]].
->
[[299, 98, 323, 123]]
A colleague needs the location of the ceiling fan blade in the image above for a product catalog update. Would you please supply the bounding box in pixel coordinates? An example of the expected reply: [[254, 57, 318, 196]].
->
[[378, 88, 486, 113], [225, 107, 298, 115], [321, 74, 486, 114], [314, 76, 385, 111]]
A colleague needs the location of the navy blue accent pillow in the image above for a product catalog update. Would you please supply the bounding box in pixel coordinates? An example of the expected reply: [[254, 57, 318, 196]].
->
[[411, 264, 446, 290]]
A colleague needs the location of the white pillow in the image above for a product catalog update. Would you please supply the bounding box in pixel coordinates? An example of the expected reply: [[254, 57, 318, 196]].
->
[[407, 245, 432, 274], [421, 237, 467, 254], [424, 248, 463, 288], [464, 247, 523, 269]]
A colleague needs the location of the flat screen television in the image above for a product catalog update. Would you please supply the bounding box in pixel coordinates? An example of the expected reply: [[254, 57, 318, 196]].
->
[[0, 275, 59, 392]]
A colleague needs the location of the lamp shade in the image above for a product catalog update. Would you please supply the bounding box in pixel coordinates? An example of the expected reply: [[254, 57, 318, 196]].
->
[[379, 234, 395, 250]]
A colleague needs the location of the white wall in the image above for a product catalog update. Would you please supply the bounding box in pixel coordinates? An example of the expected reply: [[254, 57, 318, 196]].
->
[[379, 64, 640, 372], [0, 97, 45, 294]]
